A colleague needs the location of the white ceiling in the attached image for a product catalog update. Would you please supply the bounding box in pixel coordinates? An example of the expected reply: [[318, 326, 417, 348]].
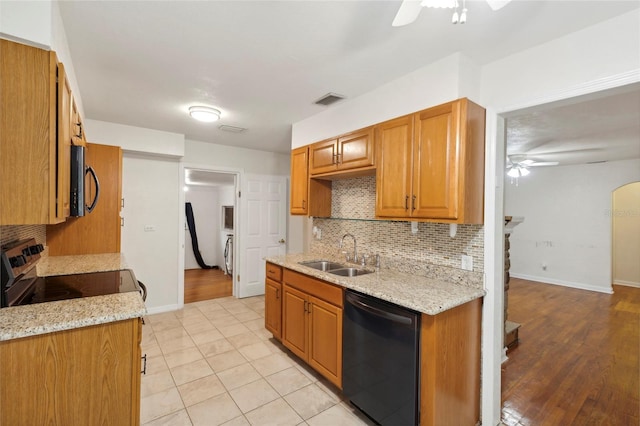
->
[[59, 1, 639, 156], [506, 83, 640, 166]]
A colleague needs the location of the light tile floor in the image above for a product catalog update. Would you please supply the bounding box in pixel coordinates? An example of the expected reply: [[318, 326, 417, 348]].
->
[[141, 295, 375, 426]]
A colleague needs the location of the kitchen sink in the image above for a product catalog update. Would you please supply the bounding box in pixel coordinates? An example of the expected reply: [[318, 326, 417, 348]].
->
[[298, 260, 346, 272], [329, 267, 373, 277]]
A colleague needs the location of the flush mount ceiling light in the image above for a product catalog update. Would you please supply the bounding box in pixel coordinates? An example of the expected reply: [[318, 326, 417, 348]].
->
[[189, 106, 221, 123]]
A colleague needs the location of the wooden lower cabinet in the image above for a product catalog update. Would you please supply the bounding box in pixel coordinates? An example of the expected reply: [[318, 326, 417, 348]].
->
[[265, 277, 283, 339], [420, 298, 482, 426], [281, 269, 343, 388], [265, 263, 283, 340], [0, 318, 143, 426]]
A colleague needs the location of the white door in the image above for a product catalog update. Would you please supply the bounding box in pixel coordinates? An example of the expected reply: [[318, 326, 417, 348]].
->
[[238, 174, 287, 298]]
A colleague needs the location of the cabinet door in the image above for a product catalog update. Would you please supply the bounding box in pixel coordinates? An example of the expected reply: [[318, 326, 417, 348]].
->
[[265, 278, 282, 340], [309, 139, 338, 175], [282, 284, 308, 360], [375, 115, 414, 218], [413, 100, 460, 220], [46, 143, 123, 255], [0, 319, 141, 426], [0, 41, 58, 225], [290, 146, 309, 215], [308, 296, 343, 389], [71, 98, 87, 147], [57, 63, 72, 220], [337, 128, 374, 170]]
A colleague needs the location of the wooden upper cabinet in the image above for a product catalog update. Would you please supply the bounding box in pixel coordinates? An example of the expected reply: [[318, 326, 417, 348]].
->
[[0, 40, 70, 225], [375, 98, 485, 224], [309, 127, 374, 176], [413, 102, 460, 219], [290, 146, 309, 215], [375, 115, 414, 218], [290, 146, 332, 217], [71, 98, 87, 147], [47, 143, 123, 255], [58, 63, 72, 220]]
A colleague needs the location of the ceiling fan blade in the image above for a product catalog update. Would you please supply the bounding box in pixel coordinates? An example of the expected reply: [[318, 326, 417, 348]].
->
[[485, 0, 513, 11], [528, 161, 560, 167], [392, 0, 423, 27]]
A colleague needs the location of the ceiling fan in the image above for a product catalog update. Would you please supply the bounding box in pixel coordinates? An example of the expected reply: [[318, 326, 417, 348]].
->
[[506, 154, 559, 178], [392, 0, 512, 27]]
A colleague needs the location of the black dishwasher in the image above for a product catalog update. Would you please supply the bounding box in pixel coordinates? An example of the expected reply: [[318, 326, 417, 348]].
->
[[343, 290, 420, 426]]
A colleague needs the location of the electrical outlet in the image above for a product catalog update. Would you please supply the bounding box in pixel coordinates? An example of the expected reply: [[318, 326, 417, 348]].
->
[[144, 225, 156, 232], [461, 255, 473, 271]]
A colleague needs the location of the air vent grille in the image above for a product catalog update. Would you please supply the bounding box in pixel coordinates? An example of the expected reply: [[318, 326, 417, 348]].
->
[[314, 92, 346, 106], [218, 125, 247, 133]]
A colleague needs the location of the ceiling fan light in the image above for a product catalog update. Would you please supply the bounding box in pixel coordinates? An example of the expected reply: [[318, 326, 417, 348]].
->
[[459, 8, 467, 23], [189, 106, 221, 122], [507, 167, 520, 178], [421, 0, 457, 8], [519, 167, 530, 176]]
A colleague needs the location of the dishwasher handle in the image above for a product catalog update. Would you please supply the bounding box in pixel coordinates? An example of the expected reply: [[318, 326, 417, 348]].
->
[[346, 291, 417, 327]]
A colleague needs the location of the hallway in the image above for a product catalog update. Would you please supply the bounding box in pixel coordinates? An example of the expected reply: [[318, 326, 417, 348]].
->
[[184, 269, 232, 303]]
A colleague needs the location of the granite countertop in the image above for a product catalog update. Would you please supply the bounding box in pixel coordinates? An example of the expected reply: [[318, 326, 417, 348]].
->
[[1, 253, 146, 342], [37, 252, 129, 276], [266, 254, 485, 316]]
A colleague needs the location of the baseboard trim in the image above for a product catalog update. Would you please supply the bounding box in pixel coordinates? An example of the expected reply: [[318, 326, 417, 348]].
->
[[613, 280, 640, 288], [510, 273, 613, 294], [145, 304, 180, 315]]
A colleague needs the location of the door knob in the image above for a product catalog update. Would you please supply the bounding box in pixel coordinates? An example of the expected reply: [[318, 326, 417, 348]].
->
[[279, 239, 286, 244]]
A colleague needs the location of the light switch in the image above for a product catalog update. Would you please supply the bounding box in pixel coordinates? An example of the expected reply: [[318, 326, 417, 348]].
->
[[144, 225, 156, 232]]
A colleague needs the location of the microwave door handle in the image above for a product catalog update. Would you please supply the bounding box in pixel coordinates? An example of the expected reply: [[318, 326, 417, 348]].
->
[[85, 166, 100, 213]]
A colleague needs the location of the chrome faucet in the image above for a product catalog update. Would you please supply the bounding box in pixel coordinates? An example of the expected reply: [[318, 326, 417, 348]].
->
[[340, 233, 357, 263]]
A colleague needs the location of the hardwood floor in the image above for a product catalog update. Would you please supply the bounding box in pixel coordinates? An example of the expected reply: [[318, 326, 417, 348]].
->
[[502, 278, 640, 426], [184, 268, 232, 303]]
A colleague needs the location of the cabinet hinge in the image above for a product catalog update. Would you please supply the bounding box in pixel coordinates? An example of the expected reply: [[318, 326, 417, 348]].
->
[[236, 274, 240, 282], [238, 191, 241, 198]]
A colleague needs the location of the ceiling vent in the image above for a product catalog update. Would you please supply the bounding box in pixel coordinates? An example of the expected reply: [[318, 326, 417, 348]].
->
[[314, 92, 346, 106], [218, 125, 247, 133]]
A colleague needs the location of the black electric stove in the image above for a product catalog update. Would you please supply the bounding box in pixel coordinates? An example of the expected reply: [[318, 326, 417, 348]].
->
[[1, 238, 143, 308]]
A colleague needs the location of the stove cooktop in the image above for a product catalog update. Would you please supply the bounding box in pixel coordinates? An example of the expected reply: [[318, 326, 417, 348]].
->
[[28, 269, 140, 305]]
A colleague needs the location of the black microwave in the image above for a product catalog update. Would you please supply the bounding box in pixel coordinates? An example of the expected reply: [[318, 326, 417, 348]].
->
[[70, 145, 100, 216]]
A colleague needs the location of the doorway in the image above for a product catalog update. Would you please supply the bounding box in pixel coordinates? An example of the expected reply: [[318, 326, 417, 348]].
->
[[612, 181, 640, 288], [499, 84, 640, 423], [183, 168, 237, 303]]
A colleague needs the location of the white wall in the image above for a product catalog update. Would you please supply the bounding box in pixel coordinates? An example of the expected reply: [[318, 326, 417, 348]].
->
[[292, 53, 471, 148], [121, 153, 181, 312], [505, 159, 640, 293], [86, 119, 184, 157], [480, 9, 640, 109], [183, 139, 289, 175], [0, 0, 52, 49], [184, 185, 222, 270]]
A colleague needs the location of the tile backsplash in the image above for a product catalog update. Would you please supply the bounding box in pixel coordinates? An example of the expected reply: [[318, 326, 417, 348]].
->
[[0, 225, 46, 247], [310, 176, 484, 288]]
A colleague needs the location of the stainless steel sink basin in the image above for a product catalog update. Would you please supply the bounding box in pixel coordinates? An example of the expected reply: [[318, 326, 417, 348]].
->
[[329, 267, 373, 277], [298, 260, 346, 272]]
